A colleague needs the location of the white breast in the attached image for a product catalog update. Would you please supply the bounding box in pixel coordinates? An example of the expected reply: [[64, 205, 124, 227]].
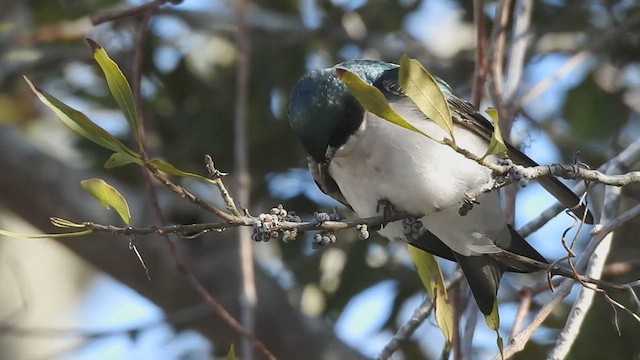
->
[[328, 100, 510, 256]]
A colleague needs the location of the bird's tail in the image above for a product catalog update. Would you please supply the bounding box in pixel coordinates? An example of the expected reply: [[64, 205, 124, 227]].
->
[[455, 225, 548, 315]]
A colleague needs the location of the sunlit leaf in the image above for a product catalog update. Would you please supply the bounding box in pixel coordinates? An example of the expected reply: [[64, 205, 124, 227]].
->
[[150, 158, 214, 183], [81, 178, 131, 225], [50, 217, 85, 228], [398, 55, 454, 140], [0, 229, 92, 239], [482, 107, 508, 160], [484, 301, 504, 359], [226, 344, 236, 360], [24, 76, 138, 158], [407, 245, 453, 348], [87, 38, 140, 145], [335, 68, 440, 143], [105, 152, 142, 169]]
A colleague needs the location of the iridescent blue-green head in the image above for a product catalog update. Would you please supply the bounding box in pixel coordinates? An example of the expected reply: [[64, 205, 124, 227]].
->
[[288, 60, 398, 162]]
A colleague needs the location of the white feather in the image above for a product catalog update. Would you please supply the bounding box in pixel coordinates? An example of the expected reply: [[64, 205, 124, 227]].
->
[[329, 99, 508, 256]]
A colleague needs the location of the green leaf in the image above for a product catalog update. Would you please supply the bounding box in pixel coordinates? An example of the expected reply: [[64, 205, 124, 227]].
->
[[105, 152, 142, 169], [226, 344, 236, 360], [407, 245, 453, 347], [24, 76, 138, 158], [0, 228, 92, 239], [482, 107, 508, 160], [150, 158, 214, 183], [86, 38, 140, 145], [335, 68, 439, 143], [398, 55, 454, 140], [50, 217, 85, 228], [484, 301, 504, 359], [81, 178, 131, 225]]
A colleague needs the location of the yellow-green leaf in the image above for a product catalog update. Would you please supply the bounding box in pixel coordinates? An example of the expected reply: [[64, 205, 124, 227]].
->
[[226, 344, 236, 360], [105, 152, 142, 169], [87, 38, 140, 145], [398, 55, 454, 141], [408, 245, 453, 347], [50, 217, 85, 228], [336, 68, 439, 143], [150, 158, 214, 183], [0, 229, 92, 239], [24, 76, 138, 157], [484, 301, 504, 359], [482, 107, 508, 160], [81, 178, 131, 225]]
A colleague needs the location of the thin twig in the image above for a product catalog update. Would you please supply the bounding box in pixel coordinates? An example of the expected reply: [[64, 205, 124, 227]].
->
[[508, 288, 532, 342], [471, 0, 487, 109], [493, 202, 640, 359], [91, 0, 178, 25], [103, 3, 275, 357], [549, 180, 620, 359], [376, 272, 465, 360], [519, 136, 640, 237], [233, 0, 256, 358], [503, 0, 533, 103], [487, 0, 512, 102], [205, 154, 240, 216], [517, 12, 640, 108]]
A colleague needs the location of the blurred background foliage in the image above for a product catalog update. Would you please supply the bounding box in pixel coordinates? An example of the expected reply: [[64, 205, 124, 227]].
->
[[0, 0, 639, 359]]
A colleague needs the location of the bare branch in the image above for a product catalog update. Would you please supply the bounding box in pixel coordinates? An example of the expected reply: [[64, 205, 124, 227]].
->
[[90, 0, 179, 25], [549, 180, 621, 359], [471, 0, 487, 109], [494, 199, 640, 359]]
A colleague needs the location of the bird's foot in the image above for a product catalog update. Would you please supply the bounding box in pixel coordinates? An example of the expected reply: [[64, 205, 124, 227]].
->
[[313, 207, 342, 224], [459, 196, 479, 216], [497, 157, 529, 187], [375, 199, 396, 230]]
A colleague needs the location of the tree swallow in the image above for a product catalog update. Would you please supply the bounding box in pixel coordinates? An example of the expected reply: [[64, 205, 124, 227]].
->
[[288, 60, 592, 315]]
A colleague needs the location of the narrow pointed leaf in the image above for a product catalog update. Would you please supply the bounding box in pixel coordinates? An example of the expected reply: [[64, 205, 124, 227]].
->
[[0, 229, 93, 238], [24, 76, 138, 157], [105, 152, 142, 169], [484, 301, 504, 359], [50, 217, 85, 228], [87, 38, 139, 143], [408, 245, 453, 347], [335, 68, 439, 143], [399, 55, 454, 140], [150, 158, 214, 183], [81, 178, 131, 225], [226, 344, 236, 360], [482, 107, 508, 160]]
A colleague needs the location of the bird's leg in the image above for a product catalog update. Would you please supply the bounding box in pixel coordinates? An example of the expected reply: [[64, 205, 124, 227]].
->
[[459, 196, 479, 216], [375, 198, 396, 229]]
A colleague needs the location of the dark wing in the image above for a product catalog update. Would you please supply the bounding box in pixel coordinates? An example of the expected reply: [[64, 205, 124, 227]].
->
[[373, 68, 593, 224]]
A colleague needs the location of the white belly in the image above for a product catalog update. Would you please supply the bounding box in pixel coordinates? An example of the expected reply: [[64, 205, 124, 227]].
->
[[328, 102, 509, 256]]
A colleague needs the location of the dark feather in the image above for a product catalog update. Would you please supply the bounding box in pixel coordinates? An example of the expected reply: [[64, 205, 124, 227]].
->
[[453, 252, 505, 315]]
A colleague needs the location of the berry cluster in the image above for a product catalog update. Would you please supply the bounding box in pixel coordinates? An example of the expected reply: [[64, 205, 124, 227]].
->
[[252, 205, 301, 243], [402, 217, 423, 241], [356, 224, 370, 240]]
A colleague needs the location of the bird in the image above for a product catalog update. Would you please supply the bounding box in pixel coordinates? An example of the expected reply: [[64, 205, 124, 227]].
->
[[287, 59, 592, 315]]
